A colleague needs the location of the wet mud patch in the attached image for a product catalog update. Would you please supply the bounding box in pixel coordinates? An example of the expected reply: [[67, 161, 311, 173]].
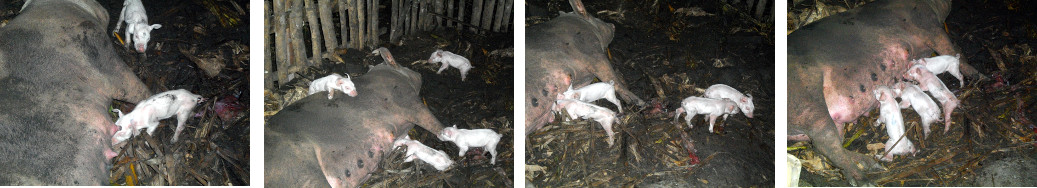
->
[[263, 30, 514, 187], [787, 0, 1037, 186], [526, 0, 774, 187]]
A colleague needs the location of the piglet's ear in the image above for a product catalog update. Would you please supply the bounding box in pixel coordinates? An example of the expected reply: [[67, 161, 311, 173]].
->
[[151, 24, 162, 29]]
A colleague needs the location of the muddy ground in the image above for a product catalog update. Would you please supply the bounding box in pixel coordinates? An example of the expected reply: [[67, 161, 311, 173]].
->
[[788, 0, 1037, 186], [262, 24, 515, 187], [525, 0, 775, 187], [1, 0, 249, 185]]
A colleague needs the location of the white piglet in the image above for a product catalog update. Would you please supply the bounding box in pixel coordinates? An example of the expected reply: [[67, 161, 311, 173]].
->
[[115, 0, 161, 53], [438, 125, 502, 164], [559, 81, 623, 113], [914, 54, 964, 86], [674, 96, 740, 133], [553, 99, 620, 146], [907, 64, 959, 133], [427, 50, 474, 81], [873, 86, 916, 162], [393, 136, 454, 171], [893, 82, 942, 138], [703, 84, 754, 118], [308, 73, 358, 99], [112, 89, 203, 144]]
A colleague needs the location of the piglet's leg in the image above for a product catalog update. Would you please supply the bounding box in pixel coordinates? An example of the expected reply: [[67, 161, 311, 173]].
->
[[171, 112, 190, 142]]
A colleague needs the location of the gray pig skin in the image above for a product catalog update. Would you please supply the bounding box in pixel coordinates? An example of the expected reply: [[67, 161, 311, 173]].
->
[[786, 0, 984, 184], [525, 0, 644, 134], [0, 0, 150, 185], [265, 63, 447, 188]]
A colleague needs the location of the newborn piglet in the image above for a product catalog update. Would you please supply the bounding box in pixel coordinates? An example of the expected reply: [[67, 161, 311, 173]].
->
[[703, 84, 755, 118], [308, 73, 357, 99], [674, 96, 740, 133], [914, 54, 964, 86], [873, 86, 916, 162], [553, 99, 620, 146], [115, 0, 161, 53], [559, 80, 623, 113], [112, 89, 204, 144], [393, 136, 454, 171], [907, 64, 959, 133], [437, 125, 502, 164], [893, 82, 942, 138], [427, 50, 474, 81]]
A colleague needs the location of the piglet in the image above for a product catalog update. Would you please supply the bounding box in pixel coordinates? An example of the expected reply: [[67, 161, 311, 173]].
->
[[914, 54, 964, 86], [115, 0, 161, 53], [553, 99, 621, 146], [308, 73, 357, 99], [427, 50, 474, 81], [907, 64, 959, 133], [559, 80, 622, 113], [112, 89, 203, 144], [703, 84, 754, 118], [893, 82, 943, 138], [393, 136, 454, 171], [437, 125, 502, 164], [873, 86, 916, 162], [674, 96, 739, 133]]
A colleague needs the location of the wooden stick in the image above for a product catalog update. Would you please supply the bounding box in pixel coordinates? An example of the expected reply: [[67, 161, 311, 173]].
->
[[492, 0, 504, 32], [265, 0, 274, 88], [390, 0, 398, 42], [481, 0, 495, 32], [446, 0, 454, 27], [357, 0, 366, 49], [339, 0, 348, 47], [369, 0, 378, 46], [471, 0, 482, 32], [318, 0, 338, 53], [348, 0, 360, 48], [304, 0, 323, 63], [501, 0, 512, 31], [457, 0, 465, 32], [290, 0, 308, 68], [274, 0, 287, 86]]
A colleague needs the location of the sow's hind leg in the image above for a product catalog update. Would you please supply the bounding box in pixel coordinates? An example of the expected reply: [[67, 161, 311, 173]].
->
[[789, 68, 882, 184], [927, 29, 987, 81], [585, 57, 645, 106]]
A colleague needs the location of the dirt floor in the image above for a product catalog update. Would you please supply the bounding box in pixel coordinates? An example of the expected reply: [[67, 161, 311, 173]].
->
[[2, 0, 250, 185], [262, 24, 515, 186], [525, 0, 775, 187], [788, 0, 1037, 186]]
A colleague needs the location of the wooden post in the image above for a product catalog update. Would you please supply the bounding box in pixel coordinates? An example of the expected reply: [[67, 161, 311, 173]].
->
[[291, 0, 307, 70], [492, 0, 504, 32], [265, 0, 274, 88], [457, 0, 464, 31], [409, 0, 417, 35], [470, 0, 481, 32], [418, 0, 427, 30], [390, 0, 398, 42], [501, 0, 512, 31], [304, 0, 322, 64], [348, 0, 360, 49], [446, 0, 454, 28], [356, 0, 366, 49], [274, 0, 285, 86], [339, 0, 348, 48], [480, 0, 494, 31], [370, 0, 378, 46], [317, 0, 337, 56]]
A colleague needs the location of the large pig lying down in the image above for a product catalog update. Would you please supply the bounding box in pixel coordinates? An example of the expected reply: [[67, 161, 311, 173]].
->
[[0, 0, 150, 185], [265, 48, 447, 188], [787, 0, 985, 184], [525, 0, 644, 134]]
